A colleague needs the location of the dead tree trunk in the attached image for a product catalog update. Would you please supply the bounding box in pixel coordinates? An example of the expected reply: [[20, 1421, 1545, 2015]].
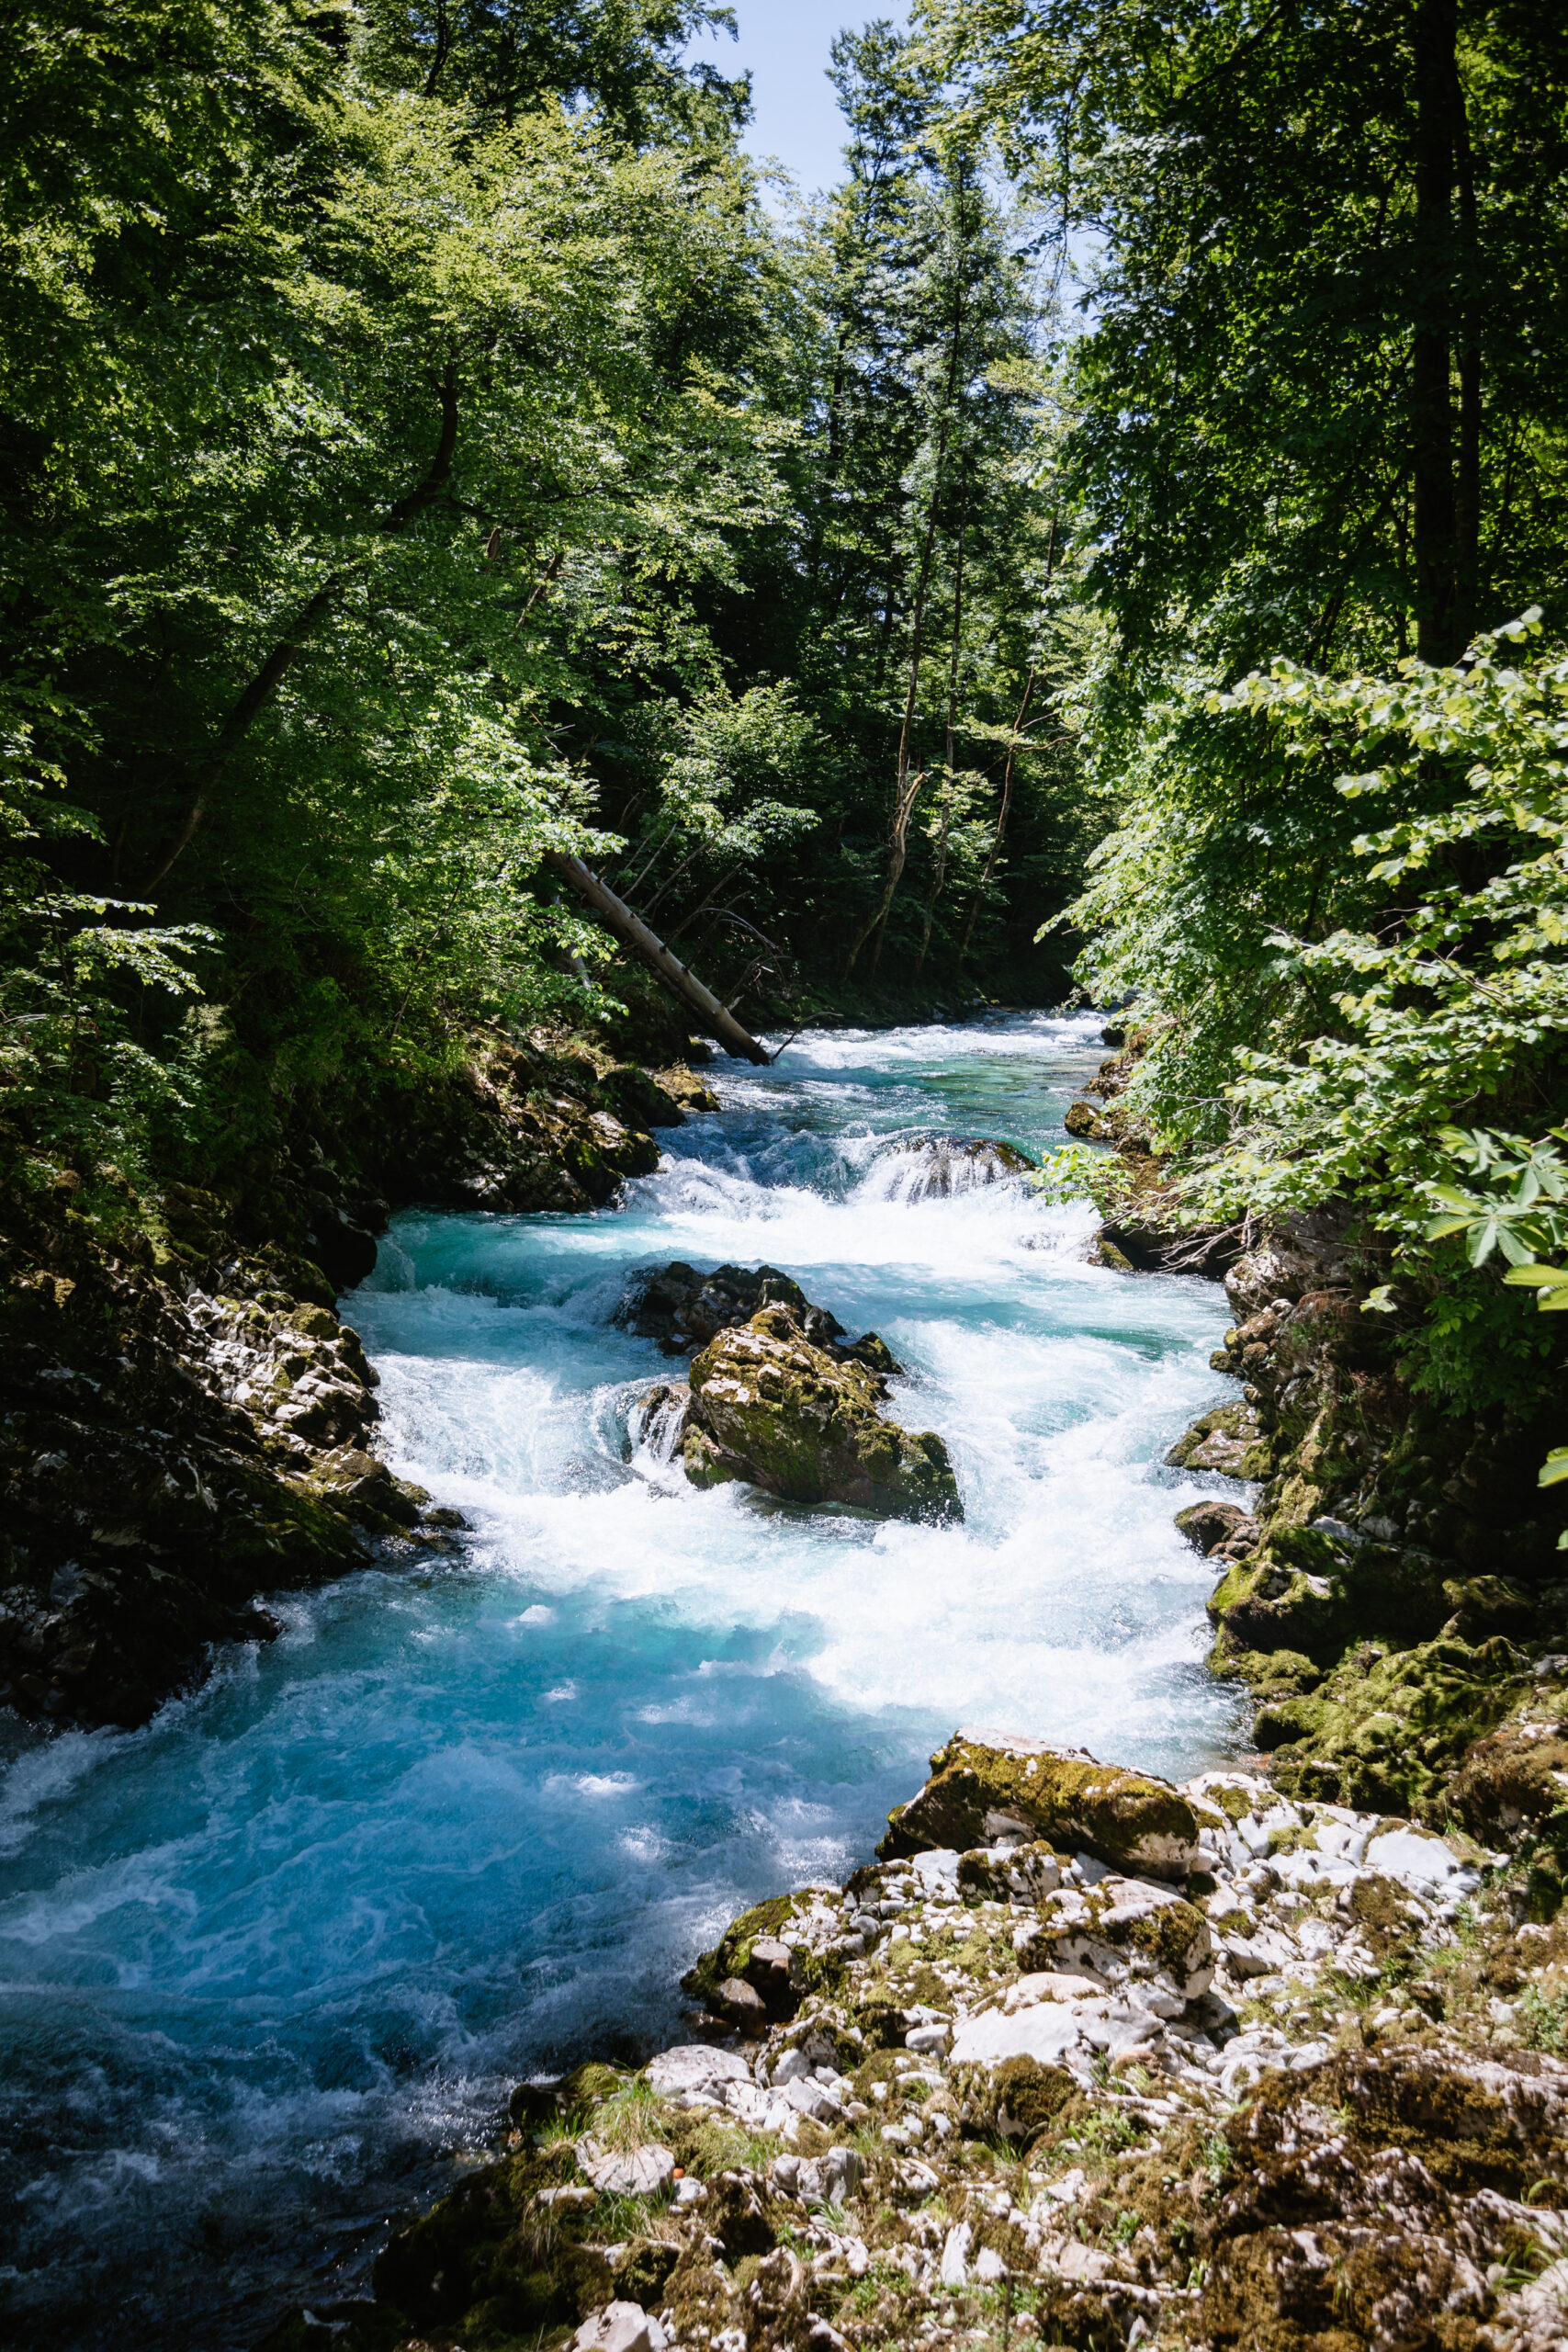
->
[[543, 851, 772, 1066]]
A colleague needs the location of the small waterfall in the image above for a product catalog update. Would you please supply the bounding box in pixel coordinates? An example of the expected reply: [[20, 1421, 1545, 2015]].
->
[[861, 1132, 1037, 1204], [627, 1380, 690, 1466]]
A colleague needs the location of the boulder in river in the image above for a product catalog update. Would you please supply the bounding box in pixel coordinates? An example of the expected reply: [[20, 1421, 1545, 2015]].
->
[[681, 1302, 960, 1521], [878, 1728, 1204, 1881], [616, 1260, 848, 1355]]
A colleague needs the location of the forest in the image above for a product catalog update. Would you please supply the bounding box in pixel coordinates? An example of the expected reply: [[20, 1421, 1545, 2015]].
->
[[4, 0, 1568, 1425]]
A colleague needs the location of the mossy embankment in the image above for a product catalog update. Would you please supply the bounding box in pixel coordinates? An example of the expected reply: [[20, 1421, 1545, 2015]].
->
[[1073, 1033, 1568, 1891]]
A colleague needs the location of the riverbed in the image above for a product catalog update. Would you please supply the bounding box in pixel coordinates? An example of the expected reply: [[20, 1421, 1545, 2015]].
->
[[0, 1013, 1242, 2347]]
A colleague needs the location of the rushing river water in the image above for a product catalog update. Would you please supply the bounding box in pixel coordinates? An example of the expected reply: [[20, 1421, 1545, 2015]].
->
[[0, 1013, 1243, 2348]]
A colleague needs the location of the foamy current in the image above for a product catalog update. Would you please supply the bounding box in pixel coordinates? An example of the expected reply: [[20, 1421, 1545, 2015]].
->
[[0, 1012, 1244, 2347]]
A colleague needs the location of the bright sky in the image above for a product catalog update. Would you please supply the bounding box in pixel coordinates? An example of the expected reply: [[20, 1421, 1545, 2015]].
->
[[691, 1, 913, 198]]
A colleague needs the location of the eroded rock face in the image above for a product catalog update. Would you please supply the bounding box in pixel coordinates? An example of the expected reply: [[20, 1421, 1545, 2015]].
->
[[682, 1303, 960, 1522], [879, 1730, 1204, 1881], [1166, 1202, 1568, 1824], [0, 1183, 448, 1728]]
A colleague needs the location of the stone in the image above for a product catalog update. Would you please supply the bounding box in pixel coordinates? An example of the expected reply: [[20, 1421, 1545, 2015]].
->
[[1166, 1401, 1266, 1476], [713, 1975, 769, 2030], [1013, 1875, 1213, 2003], [957, 1838, 1063, 1902], [796, 2145, 863, 2207], [879, 1730, 1203, 1880], [573, 2302, 668, 2352], [683, 1303, 961, 1522], [1174, 1498, 1254, 1556], [577, 2143, 676, 2196], [617, 1261, 845, 1354], [644, 2044, 752, 2104]]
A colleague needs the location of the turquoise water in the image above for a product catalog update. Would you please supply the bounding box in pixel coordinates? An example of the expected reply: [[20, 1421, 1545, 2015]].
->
[[0, 1014, 1242, 2347]]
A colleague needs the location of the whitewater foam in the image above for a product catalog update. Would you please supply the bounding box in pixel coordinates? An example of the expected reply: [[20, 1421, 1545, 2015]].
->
[[0, 1010, 1244, 2349]]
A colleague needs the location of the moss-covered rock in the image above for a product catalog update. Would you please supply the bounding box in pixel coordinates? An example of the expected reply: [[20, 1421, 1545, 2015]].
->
[[682, 1303, 960, 1521], [682, 1894, 814, 2017], [950, 2052, 1075, 2145], [1015, 1875, 1213, 1999], [1166, 1400, 1270, 1476], [1258, 1634, 1527, 1814], [877, 1730, 1204, 1880]]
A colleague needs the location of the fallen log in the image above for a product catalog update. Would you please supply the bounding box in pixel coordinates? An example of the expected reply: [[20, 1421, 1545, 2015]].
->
[[543, 850, 773, 1066]]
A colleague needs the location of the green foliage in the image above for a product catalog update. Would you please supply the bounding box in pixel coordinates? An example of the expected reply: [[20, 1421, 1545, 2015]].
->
[[1029, 1141, 1126, 1216]]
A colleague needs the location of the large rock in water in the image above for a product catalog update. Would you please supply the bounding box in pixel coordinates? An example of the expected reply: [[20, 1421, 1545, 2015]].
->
[[617, 1261, 849, 1355], [682, 1303, 961, 1522], [878, 1729, 1204, 1880]]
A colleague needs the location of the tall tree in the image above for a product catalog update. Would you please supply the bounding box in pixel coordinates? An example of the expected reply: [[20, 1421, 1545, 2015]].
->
[[922, 0, 1568, 668]]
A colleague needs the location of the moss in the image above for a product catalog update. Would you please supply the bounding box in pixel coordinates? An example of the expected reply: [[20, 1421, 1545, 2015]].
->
[[950, 2054, 1075, 2148], [879, 1732, 1201, 1880], [1263, 1634, 1526, 1816], [1166, 1401, 1264, 1475], [684, 1306, 962, 1522]]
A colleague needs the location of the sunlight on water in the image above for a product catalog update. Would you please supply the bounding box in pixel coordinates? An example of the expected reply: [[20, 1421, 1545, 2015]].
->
[[0, 1012, 1245, 2347]]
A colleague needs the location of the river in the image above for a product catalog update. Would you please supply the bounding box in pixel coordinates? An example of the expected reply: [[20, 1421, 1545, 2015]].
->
[[0, 1012, 1241, 2348]]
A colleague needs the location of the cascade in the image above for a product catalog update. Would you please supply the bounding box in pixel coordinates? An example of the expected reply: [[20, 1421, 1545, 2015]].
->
[[0, 1013, 1240, 2349]]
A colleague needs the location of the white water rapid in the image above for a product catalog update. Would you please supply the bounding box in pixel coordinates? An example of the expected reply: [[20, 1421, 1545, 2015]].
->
[[0, 1013, 1244, 2349]]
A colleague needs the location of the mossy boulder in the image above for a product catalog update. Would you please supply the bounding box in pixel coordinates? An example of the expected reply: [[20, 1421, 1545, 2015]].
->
[[877, 1730, 1204, 1881], [1259, 1634, 1526, 1815], [682, 1303, 960, 1522], [1167, 1401, 1270, 1477], [618, 1261, 847, 1355], [682, 1893, 815, 2018], [950, 2052, 1075, 2146]]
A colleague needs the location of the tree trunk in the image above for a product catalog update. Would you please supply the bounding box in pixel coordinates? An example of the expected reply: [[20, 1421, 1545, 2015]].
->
[[543, 852, 772, 1066], [914, 470, 969, 981], [1411, 0, 1460, 664], [958, 664, 1035, 966]]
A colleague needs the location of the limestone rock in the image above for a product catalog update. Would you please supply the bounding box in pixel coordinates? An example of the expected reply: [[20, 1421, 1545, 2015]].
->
[[1013, 1875, 1214, 2004], [577, 2142, 675, 2196], [1175, 1498, 1256, 1555], [1166, 1400, 1269, 1476], [618, 1260, 847, 1354], [682, 1303, 960, 1522], [573, 2302, 668, 2352], [879, 1730, 1203, 1880]]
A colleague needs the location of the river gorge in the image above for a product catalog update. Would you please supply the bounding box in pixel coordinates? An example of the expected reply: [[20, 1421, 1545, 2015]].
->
[[0, 1014, 1244, 2347]]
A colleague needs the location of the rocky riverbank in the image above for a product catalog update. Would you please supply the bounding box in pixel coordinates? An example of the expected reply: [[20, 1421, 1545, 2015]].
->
[[256, 1727, 1568, 2352], [0, 1027, 717, 1729], [1064, 1030, 1568, 1898]]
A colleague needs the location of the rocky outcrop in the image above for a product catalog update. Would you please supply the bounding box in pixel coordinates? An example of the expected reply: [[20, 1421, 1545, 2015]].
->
[[369, 1032, 667, 1214], [0, 1177, 451, 1728], [879, 1730, 1204, 1880], [265, 1735, 1568, 2352], [1162, 1210, 1568, 1839], [617, 1261, 853, 1356], [680, 1302, 960, 1521], [1, 1033, 714, 1730]]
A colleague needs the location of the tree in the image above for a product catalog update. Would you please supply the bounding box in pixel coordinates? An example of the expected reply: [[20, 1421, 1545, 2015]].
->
[[921, 0, 1568, 671]]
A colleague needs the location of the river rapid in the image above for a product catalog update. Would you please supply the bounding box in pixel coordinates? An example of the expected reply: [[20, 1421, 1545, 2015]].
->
[[0, 1013, 1243, 2349]]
